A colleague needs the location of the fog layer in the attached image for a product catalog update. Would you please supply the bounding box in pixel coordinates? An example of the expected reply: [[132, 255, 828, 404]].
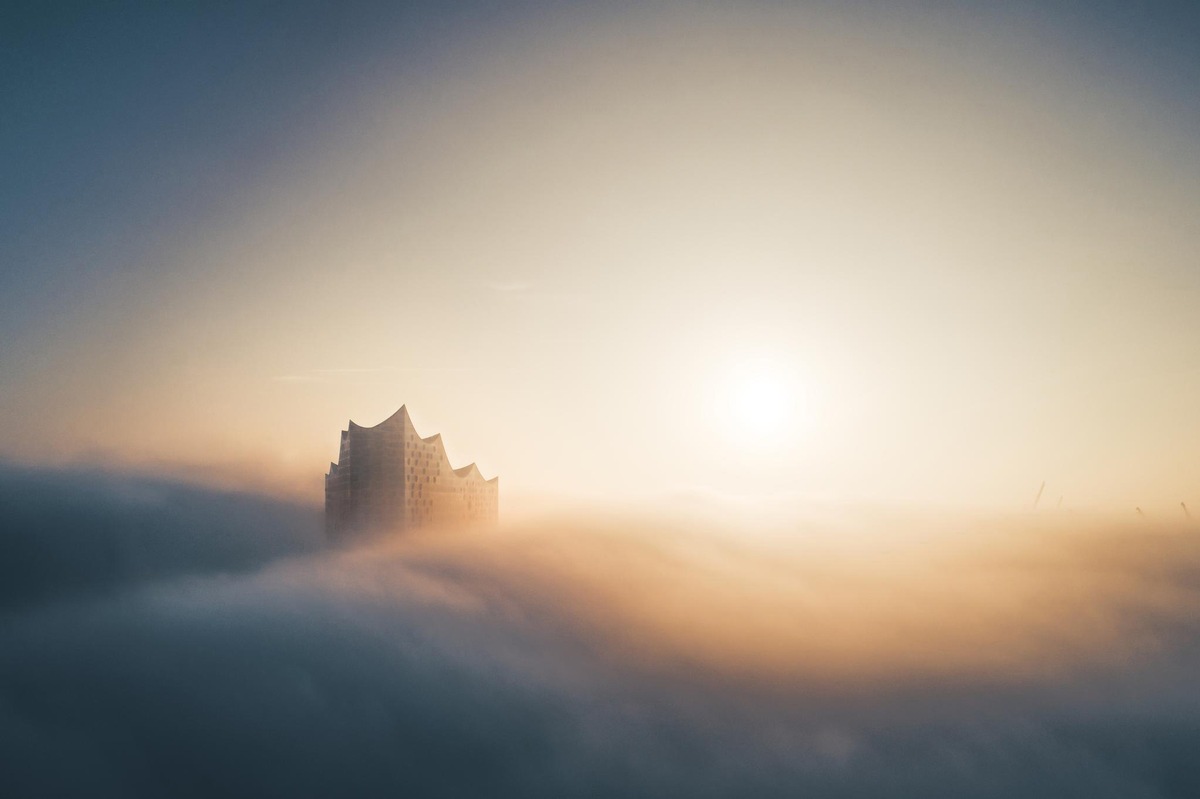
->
[[2, 468, 1199, 797]]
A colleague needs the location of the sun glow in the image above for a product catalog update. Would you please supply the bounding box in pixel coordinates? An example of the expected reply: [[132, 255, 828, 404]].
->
[[718, 359, 805, 449]]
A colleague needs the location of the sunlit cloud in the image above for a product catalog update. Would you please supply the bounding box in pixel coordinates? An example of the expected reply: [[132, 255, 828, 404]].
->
[[4, 467, 1200, 796]]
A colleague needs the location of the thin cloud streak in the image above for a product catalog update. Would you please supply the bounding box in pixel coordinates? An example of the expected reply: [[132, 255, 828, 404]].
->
[[271, 367, 472, 382]]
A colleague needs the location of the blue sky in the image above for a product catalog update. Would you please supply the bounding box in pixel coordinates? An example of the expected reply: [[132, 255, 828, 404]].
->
[[3, 1, 1199, 508], [5, 0, 1197, 362]]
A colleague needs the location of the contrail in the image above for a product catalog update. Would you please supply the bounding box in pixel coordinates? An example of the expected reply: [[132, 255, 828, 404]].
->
[[1136, 507, 1145, 518], [1033, 481, 1045, 509], [1183, 502, 1191, 520]]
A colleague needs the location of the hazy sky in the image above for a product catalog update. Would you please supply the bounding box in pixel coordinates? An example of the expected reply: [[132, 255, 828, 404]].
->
[[3, 1, 1199, 512]]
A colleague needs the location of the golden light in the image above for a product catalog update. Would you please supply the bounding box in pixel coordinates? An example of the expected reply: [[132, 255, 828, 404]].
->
[[718, 358, 805, 449]]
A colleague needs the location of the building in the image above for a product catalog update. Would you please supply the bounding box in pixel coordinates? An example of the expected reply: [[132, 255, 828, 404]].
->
[[325, 405, 498, 539]]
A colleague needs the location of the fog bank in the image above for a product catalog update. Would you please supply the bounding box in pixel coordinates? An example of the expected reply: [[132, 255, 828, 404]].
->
[[2, 469, 1199, 797]]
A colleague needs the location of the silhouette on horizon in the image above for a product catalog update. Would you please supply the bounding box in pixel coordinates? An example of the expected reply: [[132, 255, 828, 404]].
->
[[325, 405, 498, 539]]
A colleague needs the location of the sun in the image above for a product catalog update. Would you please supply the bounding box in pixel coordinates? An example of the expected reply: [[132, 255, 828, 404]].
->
[[732, 373, 788, 436], [718, 358, 804, 448]]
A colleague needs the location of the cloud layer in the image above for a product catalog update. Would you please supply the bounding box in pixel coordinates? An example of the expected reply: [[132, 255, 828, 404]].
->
[[0, 466, 323, 610], [2, 469, 1200, 797]]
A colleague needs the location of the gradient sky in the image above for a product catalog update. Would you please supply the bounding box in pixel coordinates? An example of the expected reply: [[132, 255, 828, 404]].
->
[[3, 1, 1199, 512]]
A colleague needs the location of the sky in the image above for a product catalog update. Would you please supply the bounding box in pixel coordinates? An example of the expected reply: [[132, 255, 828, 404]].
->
[[3, 1, 1200, 513]]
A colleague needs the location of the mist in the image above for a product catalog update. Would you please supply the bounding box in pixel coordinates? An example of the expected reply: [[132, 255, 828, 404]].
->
[[3, 467, 1200, 797]]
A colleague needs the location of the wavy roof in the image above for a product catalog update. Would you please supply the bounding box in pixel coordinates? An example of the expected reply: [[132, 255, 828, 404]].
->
[[341, 404, 496, 481]]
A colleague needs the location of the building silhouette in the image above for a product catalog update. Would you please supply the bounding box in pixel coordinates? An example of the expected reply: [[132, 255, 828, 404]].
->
[[325, 406, 498, 539]]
